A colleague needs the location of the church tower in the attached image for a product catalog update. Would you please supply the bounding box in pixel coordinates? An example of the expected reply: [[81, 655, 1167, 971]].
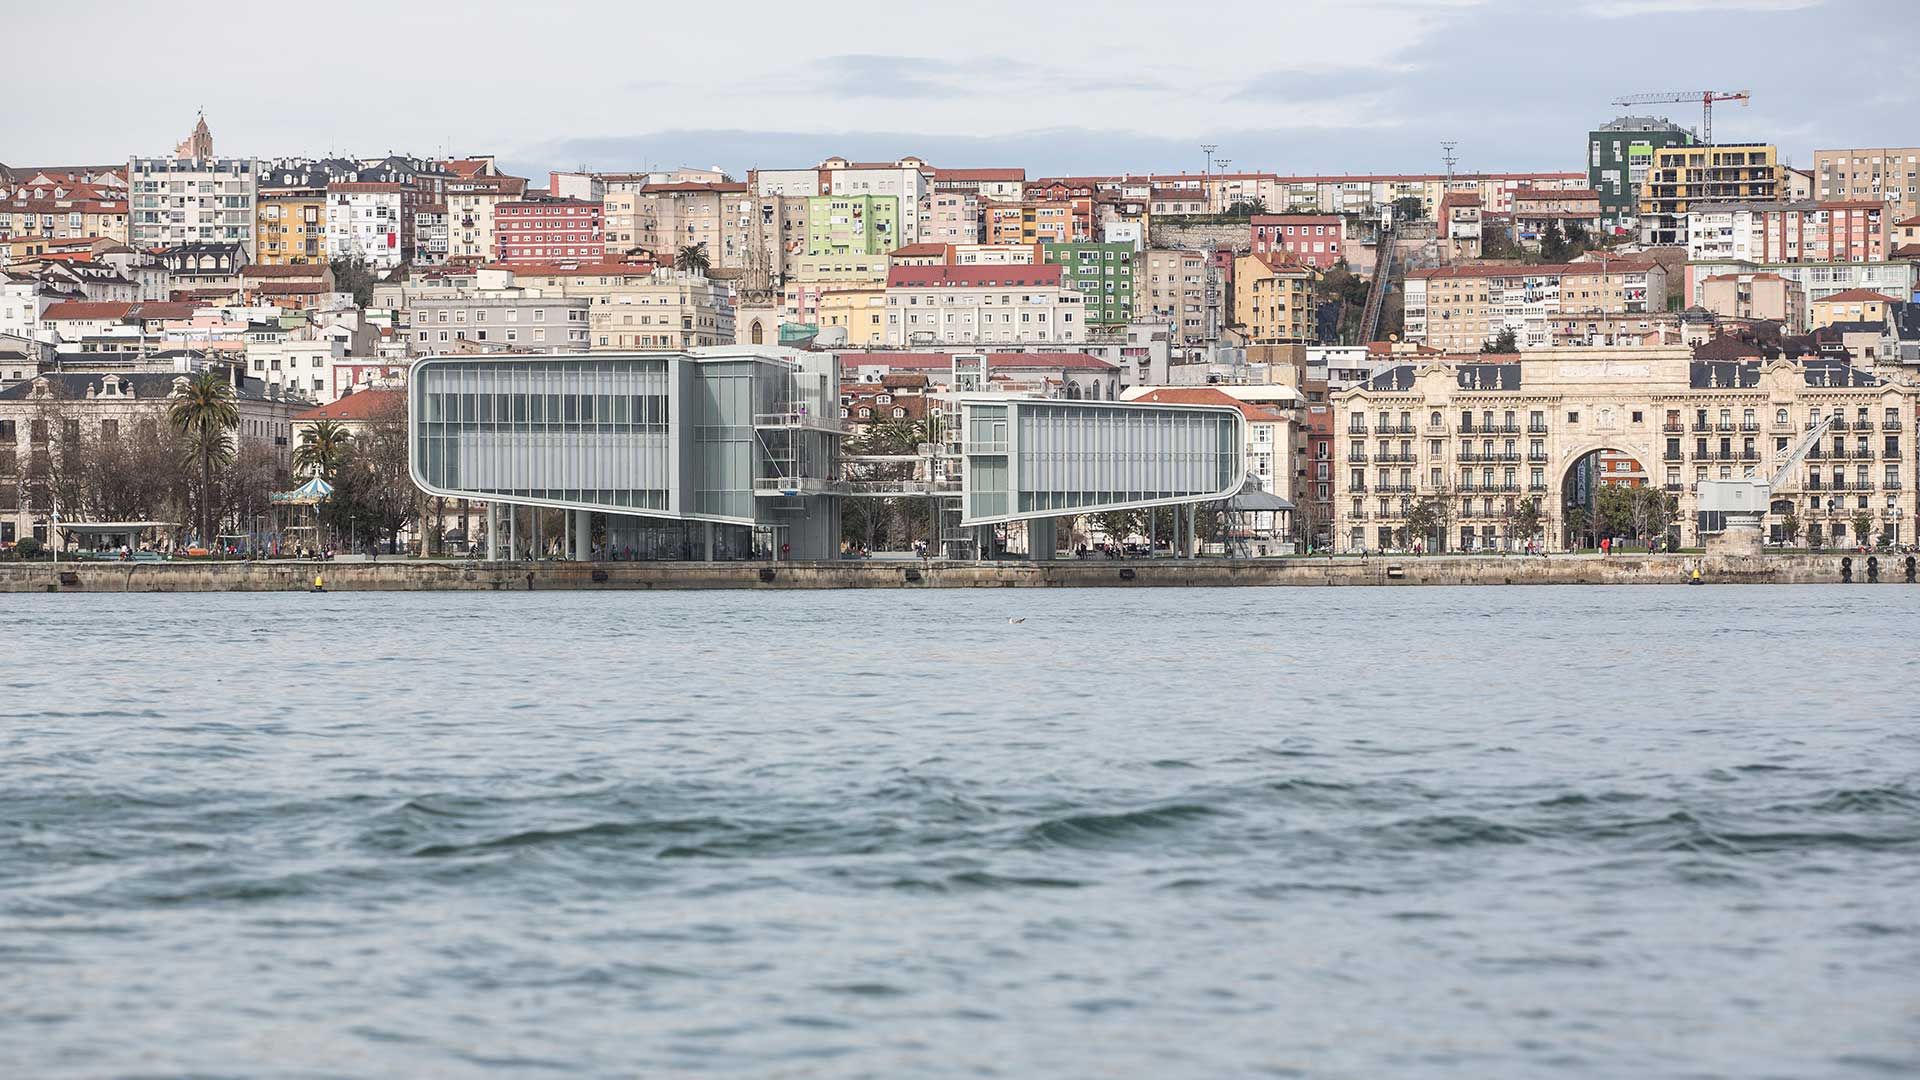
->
[[174, 112, 213, 160]]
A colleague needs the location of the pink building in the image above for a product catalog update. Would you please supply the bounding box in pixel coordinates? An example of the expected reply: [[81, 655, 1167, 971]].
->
[[493, 197, 604, 264], [1251, 214, 1348, 268]]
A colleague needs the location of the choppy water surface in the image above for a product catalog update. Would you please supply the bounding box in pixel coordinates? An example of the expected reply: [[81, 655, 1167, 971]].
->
[[4, 585, 1918, 1078]]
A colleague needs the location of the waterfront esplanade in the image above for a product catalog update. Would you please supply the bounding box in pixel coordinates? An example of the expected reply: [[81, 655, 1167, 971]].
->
[[408, 348, 1246, 560]]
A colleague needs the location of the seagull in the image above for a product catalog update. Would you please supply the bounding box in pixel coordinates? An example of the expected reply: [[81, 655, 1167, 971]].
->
[[1008, 617, 1026, 624]]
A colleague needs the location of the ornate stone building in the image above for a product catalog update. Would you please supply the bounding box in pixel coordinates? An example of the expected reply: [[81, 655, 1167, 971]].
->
[[1332, 346, 1916, 552]]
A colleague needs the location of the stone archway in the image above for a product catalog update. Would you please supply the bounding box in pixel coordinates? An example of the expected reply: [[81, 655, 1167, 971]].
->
[[1557, 444, 1653, 551]]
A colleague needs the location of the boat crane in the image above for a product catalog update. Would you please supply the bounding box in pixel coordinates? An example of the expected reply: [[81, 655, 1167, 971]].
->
[[1697, 412, 1835, 553]]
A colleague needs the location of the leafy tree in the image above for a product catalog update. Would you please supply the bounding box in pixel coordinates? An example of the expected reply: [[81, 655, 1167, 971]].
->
[[1391, 195, 1425, 222], [1540, 222, 1570, 262], [1506, 496, 1543, 547], [841, 418, 930, 552], [1312, 259, 1372, 345], [169, 370, 240, 546], [1631, 486, 1678, 546], [675, 242, 711, 275], [1780, 511, 1802, 546], [1481, 223, 1522, 260], [1481, 327, 1520, 354], [1091, 509, 1141, 547], [1404, 485, 1454, 552], [1594, 482, 1636, 541], [293, 419, 353, 480], [1223, 198, 1267, 217], [330, 258, 377, 307], [320, 396, 416, 552], [1566, 505, 1591, 549], [1851, 510, 1875, 548]]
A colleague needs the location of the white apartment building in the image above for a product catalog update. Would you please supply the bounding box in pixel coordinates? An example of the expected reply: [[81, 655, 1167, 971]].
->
[[245, 337, 346, 402], [926, 191, 981, 243], [128, 156, 256, 252], [325, 184, 412, 270], [755, 157, 932, 243], [883, 265, 1084, 346]]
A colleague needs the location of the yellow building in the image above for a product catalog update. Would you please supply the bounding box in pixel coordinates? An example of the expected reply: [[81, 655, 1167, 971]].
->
[[815, 287, 888, 345], [1810, 288, 1898, 329], [1639, 143, 1781, 245], [1233, 252, 1314, 344], [255, 190, 327, 265]]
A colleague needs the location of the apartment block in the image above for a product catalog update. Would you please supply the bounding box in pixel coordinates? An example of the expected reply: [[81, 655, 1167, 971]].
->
[[1039, 242, 1135, 327], [1588, 116, 1696, 227], [494, 196, 603, 263], [1812, 147, 1920, 219], [1686, 200, 1891, 264], [1403, 262, 1668, 351], [882, 264, 1084, 346], [1639, 143, 1782, 245], [1232, 252, 1314, 344]]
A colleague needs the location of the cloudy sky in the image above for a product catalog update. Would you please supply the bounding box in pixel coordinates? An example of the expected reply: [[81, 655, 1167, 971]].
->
[[5, 0, 1912, 179]]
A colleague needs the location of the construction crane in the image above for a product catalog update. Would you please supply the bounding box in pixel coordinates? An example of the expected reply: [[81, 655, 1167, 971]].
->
[[1611, 89, 1751, 146], [1697, 412, 1834, 553]]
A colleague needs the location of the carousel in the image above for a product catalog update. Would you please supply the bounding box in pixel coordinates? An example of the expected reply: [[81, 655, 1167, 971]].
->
[[270, 476, 333, 557]]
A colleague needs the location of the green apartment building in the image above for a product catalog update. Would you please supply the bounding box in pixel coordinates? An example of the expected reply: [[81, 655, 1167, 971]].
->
[[1588, 116, 1696, 229], [1040, 242, 1135, 327], [805, 194, 901, 256]]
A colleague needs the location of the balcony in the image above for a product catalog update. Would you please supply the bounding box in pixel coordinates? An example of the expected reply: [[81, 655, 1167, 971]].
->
[[1884, 444, 1903, 458], [1347, 452, 1369, 463], [1377, 451, 1417, 464], [1348, 482, 1368, 493], [1499, 423, 1522, 435], [1693, 421, 1715, 432], [1527, 482, 1548, 492], [1885, 419, 1904, 431], [1528, 423, 1548, 434], [1346, 425, 1369, 435], [1528, 450, 1549, 462], [1885, 480, 1904, 490], [1739, 450, 1760, 462], [1741, 421, 1760, 432], [1663, 422, 1685, 434], [1663, 449, 1683, 461], [1717, 421, 1737, 432], [1664, 482, 1683, 492]]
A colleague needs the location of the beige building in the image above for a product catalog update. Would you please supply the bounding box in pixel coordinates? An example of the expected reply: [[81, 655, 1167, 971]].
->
[[477, 263, 732, 350], [1640, 143, 1782, 245], [1136, 248, 1212, 346], [446, 174, 527, 262], [1404, 262, 1669, 351], [605, 183, 800, 290], [1332, 347, 1915, 552], [1812, 147, 1920, 219], [1439, 193, 1482, 260], [1232, 252, 1313, 344], [1811, 288, 1898, 329], [1698, 272, 1805, 327], [815, 287, 887, 345]]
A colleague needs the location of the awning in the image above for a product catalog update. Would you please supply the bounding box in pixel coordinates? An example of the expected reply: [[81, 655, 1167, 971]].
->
[[1227, 479, 1295, 513], [271, 477, 334, 505]]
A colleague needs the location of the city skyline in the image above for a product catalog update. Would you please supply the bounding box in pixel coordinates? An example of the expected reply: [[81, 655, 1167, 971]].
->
[[3, 0, 1912, 178]]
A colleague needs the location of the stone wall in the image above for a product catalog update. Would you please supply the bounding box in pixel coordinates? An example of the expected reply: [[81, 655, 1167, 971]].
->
[[3, 553, 1910, 593]]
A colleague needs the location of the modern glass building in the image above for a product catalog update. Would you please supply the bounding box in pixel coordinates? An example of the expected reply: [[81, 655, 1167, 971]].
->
[[409, 348, 842, 559], [407, 349, 1248, 561]]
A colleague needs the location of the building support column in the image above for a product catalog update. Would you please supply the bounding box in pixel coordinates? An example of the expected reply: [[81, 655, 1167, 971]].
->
[[1187, 502, 1198, 558], [574, 510, 591, 562], [1149, 508, 1158, 557], [531, 509, 543, 560], [507, 504, 519, 561], [1028, 516, 1057, 561], [703, 521, 714, 562], [486, 503, 500, 561]]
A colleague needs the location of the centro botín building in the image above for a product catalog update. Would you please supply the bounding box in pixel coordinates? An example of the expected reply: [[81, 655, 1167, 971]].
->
[[408, 348, 1247, 560]]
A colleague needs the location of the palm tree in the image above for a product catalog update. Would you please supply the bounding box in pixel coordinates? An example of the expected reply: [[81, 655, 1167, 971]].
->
[[675, 242, 710, 275], [294, 419, 353, 481], [169, 370, 240, 546]]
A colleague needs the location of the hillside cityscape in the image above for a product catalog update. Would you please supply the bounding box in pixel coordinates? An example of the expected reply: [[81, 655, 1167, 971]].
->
[[3, 109, 1918, 560]]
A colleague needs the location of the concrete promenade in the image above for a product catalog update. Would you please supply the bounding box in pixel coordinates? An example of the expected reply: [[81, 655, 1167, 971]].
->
[[3, 553, 1913, 592]]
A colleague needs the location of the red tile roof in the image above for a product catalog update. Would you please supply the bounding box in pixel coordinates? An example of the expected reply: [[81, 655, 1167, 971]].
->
[[1408, 261, 1654, 280], [837, 351, 1117, 372], [292, 388, 406, 422], [1132, 387, 1284, 421], [639, 181, 749, 194], [887, 242, 952, 259], [255, 280, 328, 295], [1815, 288, 1897, 304], [43, 300, 197, 321], [886, 265, 1062, 288], [486, 260, 660, 277], [244, 264, 330, 278], [931, 168, 1025, 182]]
